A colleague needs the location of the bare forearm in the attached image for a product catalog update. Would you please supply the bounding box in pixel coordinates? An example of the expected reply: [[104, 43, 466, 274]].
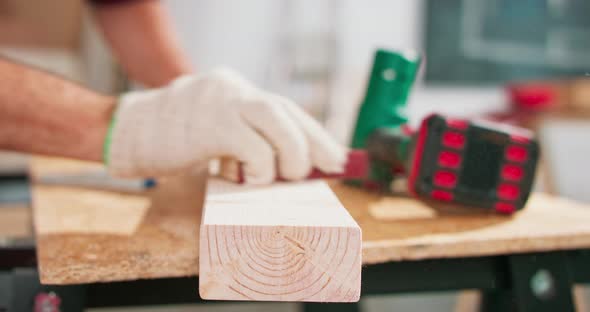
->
[[0, 58, 116, 161], [93, 0, 192, 87]]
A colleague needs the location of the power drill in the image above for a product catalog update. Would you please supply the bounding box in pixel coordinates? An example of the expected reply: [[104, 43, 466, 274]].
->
[[349, 49, 539, 213], [223, 49, 539, 214]]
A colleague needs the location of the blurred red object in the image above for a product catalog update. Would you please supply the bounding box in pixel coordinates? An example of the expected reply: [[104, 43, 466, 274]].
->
[[507, 83, 557, 111], [34, 292, 61, 312]]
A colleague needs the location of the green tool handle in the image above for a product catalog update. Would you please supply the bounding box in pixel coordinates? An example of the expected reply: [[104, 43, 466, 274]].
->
[[350, 49, 421, 149], [347, 49, 421, 190]]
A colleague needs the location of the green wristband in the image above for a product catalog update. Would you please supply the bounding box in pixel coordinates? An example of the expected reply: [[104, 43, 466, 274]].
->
[[103, 114, 117, 166]]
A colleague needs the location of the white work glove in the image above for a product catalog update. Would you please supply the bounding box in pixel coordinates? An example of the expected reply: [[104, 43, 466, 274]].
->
[[105, 68, 347, 184]]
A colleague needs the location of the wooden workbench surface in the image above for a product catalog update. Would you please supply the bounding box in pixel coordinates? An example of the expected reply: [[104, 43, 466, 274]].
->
[[31, 157, 590, 285]]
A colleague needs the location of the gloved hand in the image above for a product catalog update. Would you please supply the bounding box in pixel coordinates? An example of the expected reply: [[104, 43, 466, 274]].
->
[[104, 68, 347, 184]]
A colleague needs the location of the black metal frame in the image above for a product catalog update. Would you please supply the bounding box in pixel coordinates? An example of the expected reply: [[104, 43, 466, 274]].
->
[[2, 248, 589, 311]]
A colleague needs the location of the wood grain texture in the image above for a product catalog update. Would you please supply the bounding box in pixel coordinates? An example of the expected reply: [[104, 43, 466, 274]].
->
[[33, 186, 149, 235], [199, 180, 362, 302], [31, 157, 590, 287], [31, 157, 206, 285]]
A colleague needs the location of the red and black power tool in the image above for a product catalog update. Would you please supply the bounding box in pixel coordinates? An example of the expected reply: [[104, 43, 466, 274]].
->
[[363, 114, 539, 213], [343, 49, 539, 213]]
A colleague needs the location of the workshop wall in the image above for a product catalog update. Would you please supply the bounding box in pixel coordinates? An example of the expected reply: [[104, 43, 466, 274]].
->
[[163, 0, 503, 143], [164, 0, 420, 134]]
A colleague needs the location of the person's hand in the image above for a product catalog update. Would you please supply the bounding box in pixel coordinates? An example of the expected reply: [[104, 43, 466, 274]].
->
[[105, 68, 347, 183]]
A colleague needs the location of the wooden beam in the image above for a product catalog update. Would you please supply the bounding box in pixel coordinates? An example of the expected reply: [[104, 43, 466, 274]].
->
[[199, 179, 362, 302]]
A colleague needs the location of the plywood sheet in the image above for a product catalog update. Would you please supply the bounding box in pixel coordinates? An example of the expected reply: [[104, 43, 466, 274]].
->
[[32, 157, 206, 284], [31, 157, 590, 285], [332, 183, 590, 264]]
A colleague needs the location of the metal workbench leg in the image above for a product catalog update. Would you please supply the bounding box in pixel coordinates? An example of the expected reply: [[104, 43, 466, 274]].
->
[[482, 252, 575, 312], [6, 268, 86, 312], [302, 302, 361, 312]]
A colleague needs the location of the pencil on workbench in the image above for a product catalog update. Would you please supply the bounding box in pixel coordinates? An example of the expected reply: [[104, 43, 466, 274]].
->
[[36, 170, 156, 193]]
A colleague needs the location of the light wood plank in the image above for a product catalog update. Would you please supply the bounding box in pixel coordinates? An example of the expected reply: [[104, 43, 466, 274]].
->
[[199, 179, 362, 302]]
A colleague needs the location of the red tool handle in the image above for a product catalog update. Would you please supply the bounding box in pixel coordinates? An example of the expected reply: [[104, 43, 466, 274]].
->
[[233, 150, 369, 184]]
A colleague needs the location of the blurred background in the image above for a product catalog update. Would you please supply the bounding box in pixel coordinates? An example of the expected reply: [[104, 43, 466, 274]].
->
[[1, 0, 590, 311]]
